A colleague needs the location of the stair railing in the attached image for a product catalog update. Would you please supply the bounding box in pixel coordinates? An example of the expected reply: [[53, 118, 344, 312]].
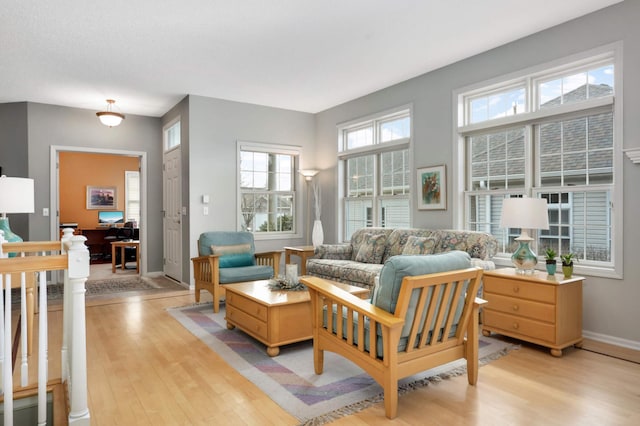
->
[[0, 228, 90, 425]]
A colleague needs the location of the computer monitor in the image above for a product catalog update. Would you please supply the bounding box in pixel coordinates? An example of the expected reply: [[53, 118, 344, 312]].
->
[[98, 210, 124, 226]]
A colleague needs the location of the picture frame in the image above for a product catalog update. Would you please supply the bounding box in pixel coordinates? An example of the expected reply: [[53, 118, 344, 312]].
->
[[86, 186, 117, 209], [417, 165, 446, 210]]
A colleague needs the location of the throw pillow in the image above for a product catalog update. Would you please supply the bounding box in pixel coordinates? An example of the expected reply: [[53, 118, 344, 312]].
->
[[401, 236, 439, 255], [355, 233, 387, 264], [211, 243, 254, 268]]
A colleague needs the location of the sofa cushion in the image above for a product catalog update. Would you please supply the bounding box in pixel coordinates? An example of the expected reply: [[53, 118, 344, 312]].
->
[[349, 228, 394, 261], [401, 236, 439, 255], [430, 229, 498, 259], [383, 228, 437, 262], [305, 259, 383, 289], [372, 251, 472, 339], [355, 233, 387, 264], [210, 243, 254, 268]]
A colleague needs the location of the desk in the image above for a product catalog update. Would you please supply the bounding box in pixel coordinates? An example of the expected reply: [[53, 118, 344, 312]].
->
[[283, 246, 316, 275], [111, 240, 140, 274]]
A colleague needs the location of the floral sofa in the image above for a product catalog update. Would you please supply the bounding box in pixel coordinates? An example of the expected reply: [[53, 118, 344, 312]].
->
[[306, 227, 497, 290]]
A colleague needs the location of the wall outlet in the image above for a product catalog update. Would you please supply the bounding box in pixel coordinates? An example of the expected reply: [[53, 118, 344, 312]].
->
[[43, 207, 49, 217], [203, 206, 209, 215]]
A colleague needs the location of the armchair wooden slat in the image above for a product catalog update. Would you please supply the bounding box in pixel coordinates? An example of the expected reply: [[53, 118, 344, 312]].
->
[[302, 266, 486, 419]]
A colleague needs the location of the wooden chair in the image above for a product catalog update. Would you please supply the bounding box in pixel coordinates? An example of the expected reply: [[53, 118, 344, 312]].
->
[[191, 231, 281, 313], [301, 251, 486, 419]]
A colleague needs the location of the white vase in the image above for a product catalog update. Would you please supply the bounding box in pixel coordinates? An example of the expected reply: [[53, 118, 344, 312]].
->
[[312, 220, 324, 247]]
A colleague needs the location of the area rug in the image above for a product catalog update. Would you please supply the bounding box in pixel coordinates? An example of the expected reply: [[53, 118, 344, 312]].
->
[[47, 275, 185, 300], [167, 301, 517, 425]]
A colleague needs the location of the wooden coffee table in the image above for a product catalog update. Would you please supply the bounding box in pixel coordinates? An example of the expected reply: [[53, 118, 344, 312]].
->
[[225, 278, 369, 356]]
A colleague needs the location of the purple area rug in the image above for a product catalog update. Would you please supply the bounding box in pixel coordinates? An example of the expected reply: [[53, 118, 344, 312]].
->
[[167, 302, 516, 425]]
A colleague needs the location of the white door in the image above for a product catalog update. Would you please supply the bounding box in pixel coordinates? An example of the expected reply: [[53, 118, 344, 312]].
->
[[163, 147, 182, 281]]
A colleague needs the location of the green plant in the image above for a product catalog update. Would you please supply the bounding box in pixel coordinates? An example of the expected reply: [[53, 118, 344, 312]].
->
[[544, 248, 557, 261], [560, 252, 577, 266]]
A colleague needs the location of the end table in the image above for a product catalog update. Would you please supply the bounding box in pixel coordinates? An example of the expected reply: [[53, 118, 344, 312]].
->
[[482, 268, 583, 357], [283, 246, 315, 275]]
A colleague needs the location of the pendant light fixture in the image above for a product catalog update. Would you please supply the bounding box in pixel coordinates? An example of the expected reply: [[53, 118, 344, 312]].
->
[[96, 99, 125, 127]]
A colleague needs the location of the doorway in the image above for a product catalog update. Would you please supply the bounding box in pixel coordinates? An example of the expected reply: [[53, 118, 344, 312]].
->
[[50, 146, 147, 275]]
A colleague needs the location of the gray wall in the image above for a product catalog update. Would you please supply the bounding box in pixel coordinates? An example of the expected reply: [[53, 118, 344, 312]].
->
[[0, 102, 164, 272], [0, 102, 30, 238], [315, 1, 640, 346], [185, 95, 316, 274]]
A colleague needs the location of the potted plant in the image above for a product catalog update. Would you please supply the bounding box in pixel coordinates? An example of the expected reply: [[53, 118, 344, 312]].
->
[[560, 252, 576, 278], [544, 248, 557, 275]]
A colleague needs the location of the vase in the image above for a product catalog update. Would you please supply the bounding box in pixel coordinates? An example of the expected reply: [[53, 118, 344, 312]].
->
[[312, 219, 324, 248], [546, 261, 557, 275], [562, 263, 573, 278]]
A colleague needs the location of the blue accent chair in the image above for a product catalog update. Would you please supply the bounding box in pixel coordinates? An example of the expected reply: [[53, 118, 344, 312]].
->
[[191, 231, 281, 312], [301, 251, 486, 419]]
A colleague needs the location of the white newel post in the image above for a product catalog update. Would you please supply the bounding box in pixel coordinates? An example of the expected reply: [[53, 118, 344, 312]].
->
[[67, 235, 91, 425], [60, 228, 74, 382]]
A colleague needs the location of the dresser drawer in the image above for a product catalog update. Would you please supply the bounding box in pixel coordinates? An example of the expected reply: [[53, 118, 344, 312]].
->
[[484, 293, 555, 323], [484, 310, 555, 343], [484, 277, 555, 303], [226, 293, 268, 322], [226, 305, 269, 341]]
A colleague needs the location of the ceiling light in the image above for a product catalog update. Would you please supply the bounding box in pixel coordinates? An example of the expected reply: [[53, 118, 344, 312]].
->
[[96, 99, 125, 127]]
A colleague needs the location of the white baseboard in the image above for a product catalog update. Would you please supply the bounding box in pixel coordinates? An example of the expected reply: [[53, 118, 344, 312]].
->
[[582, 330, 640, 351]]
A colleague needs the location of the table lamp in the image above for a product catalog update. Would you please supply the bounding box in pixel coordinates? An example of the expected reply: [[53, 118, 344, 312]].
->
[[0, 175, 35, 244], [500, 197, 549, 274]]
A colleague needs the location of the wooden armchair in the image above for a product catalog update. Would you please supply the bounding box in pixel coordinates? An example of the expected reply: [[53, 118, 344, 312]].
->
[[301, 251, 486, 419], [191, 231, 281, 312]]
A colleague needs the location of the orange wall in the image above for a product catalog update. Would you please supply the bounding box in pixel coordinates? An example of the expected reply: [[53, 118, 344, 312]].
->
[[59, 152, 140, 229]]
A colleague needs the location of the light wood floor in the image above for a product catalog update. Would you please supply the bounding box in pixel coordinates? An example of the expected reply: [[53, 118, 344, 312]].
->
[[36, 289, 640, 425]]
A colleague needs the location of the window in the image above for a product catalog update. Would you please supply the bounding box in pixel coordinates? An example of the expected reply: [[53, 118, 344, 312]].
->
[[164, 118, 180, 152], [125, 170, 140, 226], [238, 141, 300, 238], [339, 108, 411, 240], [457, 47, 621, 277]]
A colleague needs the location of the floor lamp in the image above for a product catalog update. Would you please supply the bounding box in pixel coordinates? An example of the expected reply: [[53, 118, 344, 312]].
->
[[298, 169, 318, 245]]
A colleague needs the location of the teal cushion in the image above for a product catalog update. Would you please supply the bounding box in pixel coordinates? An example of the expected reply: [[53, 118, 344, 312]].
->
[[211, 243, 253, 268], [219, 265, 274, 283], [372, 251, 471, 339]]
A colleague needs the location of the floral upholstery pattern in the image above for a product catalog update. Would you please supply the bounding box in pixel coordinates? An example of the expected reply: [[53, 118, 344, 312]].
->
[[306, 227, 497, 291], [355, 233, 387, 264], [431, 229, 498, 260], [401, 236, 439, 255]]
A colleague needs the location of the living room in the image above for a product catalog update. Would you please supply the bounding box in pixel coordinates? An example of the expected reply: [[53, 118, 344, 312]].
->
[[1, 1, 639, 423]]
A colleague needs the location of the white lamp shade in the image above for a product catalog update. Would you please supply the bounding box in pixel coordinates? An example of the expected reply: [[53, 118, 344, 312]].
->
[[500, 197, 549, 230], [0, 176, 35, 213]]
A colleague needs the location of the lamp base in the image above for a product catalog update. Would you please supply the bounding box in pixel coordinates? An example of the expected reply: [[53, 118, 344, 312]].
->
[[511, 236, 537, 275], [0, 217, 23, 258]]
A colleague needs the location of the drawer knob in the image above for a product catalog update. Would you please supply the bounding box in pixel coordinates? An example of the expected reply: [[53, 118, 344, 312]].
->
[[512, 305, 519, 311], [513, 286, 520, 293], [513, 322, 519, 330]]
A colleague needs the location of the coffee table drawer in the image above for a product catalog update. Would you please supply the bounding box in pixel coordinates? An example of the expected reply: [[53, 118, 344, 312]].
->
[[226, 305, 269, 341], [227, 292, 268, 322], [484, 310, 555, 343]]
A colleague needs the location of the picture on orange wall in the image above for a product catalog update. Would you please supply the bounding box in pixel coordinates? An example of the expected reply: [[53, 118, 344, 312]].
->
[[87, 186, 117, 209]]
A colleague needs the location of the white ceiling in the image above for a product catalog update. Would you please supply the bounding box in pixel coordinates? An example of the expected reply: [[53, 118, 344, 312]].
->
[[1, 0, 622, 117]]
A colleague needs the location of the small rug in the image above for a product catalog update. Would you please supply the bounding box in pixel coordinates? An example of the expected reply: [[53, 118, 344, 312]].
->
[[167, 302, 517, 425], [47, 276, 184, 300]]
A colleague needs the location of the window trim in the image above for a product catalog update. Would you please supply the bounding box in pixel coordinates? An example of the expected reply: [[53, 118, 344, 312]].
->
[[337, 105, 413, 241], [453, 42, 623, 279], [236, 140, 304, 241]]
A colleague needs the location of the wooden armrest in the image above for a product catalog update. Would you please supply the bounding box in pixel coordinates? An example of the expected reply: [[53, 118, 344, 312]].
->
[[301, 276, 404, 329]]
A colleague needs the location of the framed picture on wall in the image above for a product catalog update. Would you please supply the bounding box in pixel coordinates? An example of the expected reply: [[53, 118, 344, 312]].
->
[[86, 186, 117, 209], [417, 165, 446, 210]]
